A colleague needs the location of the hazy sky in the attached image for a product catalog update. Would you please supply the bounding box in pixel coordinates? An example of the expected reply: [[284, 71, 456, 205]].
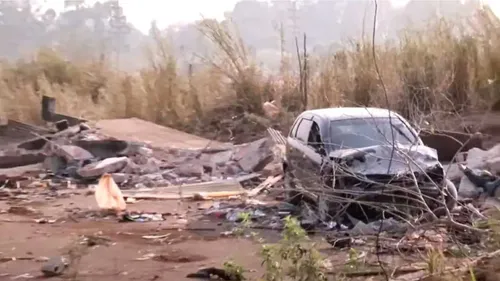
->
[[46, 0, 500, 34]]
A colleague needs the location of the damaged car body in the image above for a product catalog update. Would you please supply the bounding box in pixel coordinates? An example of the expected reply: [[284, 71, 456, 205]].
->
[[283, 107, 458, 221]]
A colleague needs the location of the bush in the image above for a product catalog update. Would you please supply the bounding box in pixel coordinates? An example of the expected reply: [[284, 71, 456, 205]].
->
[[1, 6, 500, 138]]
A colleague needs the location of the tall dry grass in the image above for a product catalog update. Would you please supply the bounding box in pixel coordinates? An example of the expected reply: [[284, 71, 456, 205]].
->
[[1, 6, 499, 138]]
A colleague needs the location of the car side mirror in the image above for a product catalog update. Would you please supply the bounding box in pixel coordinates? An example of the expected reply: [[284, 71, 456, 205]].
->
[[317, 147, 327, 156]]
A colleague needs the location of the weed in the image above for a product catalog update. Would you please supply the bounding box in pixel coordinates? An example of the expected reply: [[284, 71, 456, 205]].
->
[[425, 248, 446, 275], [259, 216, 326, 281], [223, 260, 247, 281], [2, 6, 500, 139]]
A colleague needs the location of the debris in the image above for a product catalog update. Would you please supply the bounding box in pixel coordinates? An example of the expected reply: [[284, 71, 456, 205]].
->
[[35, 218, 56, 224], [94, 173, 127, 212], [175, 162, 204, 177], [54, 145, 94, 162], [246, 175, 282, 197], [122, 180, 247, 201], [40, 256, 68, 277], [458, 164, 500, 197], [0, 153, 46, 169], [72, 139, 128, 159], [120, 212, 165, 222], [349, 218, 407, 236], [135, 253, 156, 261], [142, 234, 171, 240], [7, 206, 39, 216], [151, 250, 207, 263], [235, 138, 274, 172], [77, 157, 129, 179], [55, 119, 69, 131], [186, 267, 239, 281]]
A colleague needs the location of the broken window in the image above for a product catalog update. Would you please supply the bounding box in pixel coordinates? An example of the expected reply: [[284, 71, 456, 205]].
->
[[295, 118, 312, 143], [307, 121, 324, 152], [329, 117, 417, 150]]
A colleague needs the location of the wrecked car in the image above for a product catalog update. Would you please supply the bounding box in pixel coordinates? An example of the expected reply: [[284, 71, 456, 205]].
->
[[282, 107, 458, 220]]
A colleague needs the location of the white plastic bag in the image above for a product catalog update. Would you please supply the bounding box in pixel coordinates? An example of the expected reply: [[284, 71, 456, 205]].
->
[[94, 173, 127, 211]]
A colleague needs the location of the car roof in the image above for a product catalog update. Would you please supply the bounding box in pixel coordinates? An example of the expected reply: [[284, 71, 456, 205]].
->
[[303, 107, 402, 121]]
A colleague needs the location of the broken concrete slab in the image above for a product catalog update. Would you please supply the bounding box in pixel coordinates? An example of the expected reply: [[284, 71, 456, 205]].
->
[[208, 150, 233, 166], [234, 138, 274, 172], [77, 157, 129, 179], [0, 153, 46, 169], [55, 145, 94, 162], [17, 137, 48, 151], [73, 140, 128, 159], [95, 117, 231, 150], [0, 163, 43, 178]]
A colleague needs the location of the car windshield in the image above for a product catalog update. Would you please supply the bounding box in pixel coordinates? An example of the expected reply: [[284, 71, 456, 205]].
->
[[329, 117, 418, 150]]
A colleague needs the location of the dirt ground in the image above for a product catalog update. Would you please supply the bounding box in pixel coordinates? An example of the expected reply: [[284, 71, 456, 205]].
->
[[0, 192, 270, 281]]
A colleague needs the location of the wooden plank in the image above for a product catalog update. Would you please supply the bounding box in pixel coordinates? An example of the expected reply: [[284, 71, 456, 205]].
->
[[122, 180, 246, 200]]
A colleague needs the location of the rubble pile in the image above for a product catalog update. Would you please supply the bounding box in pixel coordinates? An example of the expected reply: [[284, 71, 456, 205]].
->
[[0, 122, 279, 189]]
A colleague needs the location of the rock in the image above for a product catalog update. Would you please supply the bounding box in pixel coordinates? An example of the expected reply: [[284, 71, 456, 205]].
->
[[77, 157, 129, 179], [162, 171, 180, 180], [466, 144, 500, 170], [120, 159, 141, 174], [43, 156, 66, 173], [175, 162, 204, 177], [111, 173, 130, 184], [234, 138, 274, 172], [41, 256, 67, 277], [139, 158, 161, 174], [458, 176, 482, 198], [137, 147, 153, 157], [209, 150, 233, 166], [138, 173, 165, 187], [443, 163, 463, 182], [486, 156, 500, 174], [223, 162, 243, 175]]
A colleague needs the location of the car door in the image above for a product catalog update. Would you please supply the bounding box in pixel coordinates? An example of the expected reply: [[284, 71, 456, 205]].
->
[[287, 116, 312, 187], [306, 119, 327, 188], [287, 117, 321, 189]]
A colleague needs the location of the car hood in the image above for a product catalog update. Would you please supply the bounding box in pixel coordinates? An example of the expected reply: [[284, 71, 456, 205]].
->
[[328, 144, 441, 175]]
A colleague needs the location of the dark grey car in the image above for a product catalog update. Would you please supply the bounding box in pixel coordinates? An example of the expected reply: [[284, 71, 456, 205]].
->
[[282, 107, 457, 219]]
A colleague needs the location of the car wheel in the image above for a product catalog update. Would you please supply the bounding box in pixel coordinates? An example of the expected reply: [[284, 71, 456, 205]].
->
[[432, 178, 458, 217], [284, 170, 303, 206]]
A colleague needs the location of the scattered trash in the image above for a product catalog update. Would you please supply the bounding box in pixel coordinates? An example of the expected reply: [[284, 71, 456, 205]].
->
[[40, 256, 68, 277], [94, 173, 127, 212], [120, 212, 167, 222], [7, 206, 39, 216], [186, 267, 239, 281]]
